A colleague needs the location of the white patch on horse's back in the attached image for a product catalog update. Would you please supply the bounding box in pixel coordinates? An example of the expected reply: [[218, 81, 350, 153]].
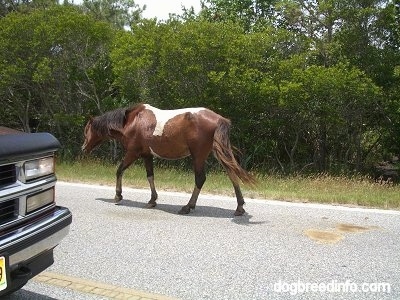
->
[[144, 104, 205, 136]]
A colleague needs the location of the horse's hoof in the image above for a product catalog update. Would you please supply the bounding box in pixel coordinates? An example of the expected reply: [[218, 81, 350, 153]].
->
[[178, 205, 191, 215], [234, 207, 245, 216], [145, 202, 157, 209], [114, 194, 123, 205]]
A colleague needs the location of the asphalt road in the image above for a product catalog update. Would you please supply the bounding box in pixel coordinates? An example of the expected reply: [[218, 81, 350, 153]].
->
[[7, 181, 400, 299]]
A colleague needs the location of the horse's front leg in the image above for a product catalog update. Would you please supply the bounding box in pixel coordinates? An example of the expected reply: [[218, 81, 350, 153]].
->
[[115, 162, 124, 202], [143, 156, 158, 208], [115, 152, 138, 204]]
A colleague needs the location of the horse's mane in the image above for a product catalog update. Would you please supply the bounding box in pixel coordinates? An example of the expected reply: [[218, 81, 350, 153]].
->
[[91, 104, 143, 136]]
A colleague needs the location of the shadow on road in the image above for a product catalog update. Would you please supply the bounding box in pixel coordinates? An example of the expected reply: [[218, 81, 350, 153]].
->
[[4, 289, 58, 300], [96, 197, 266, 226]]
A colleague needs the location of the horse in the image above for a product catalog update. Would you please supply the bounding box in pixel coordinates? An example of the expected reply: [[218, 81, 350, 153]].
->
[[82, 103, 256, 216]]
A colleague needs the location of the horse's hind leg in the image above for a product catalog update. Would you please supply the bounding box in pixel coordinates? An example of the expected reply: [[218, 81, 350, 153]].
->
[[233, 184, 245, 216], [115, 152, 138, 203], [179, 159, 206, 214], [223, 171, 245, 216], [143, 156, 158, 208]]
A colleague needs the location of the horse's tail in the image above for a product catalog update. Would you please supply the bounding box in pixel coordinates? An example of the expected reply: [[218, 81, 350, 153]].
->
[[213, 118, 257, 186]]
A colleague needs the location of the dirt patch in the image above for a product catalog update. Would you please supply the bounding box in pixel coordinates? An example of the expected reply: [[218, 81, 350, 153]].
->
[[304, 223, 379, 244], [304, 229, 344, 244]]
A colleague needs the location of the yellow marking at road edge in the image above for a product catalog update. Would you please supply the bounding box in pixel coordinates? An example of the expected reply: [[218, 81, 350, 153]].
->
[[33, 271, 178, 300]]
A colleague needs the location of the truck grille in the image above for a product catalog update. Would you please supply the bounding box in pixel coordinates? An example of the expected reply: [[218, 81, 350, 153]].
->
[[0, 164, 16, 186], [0, 199, 18, 224]]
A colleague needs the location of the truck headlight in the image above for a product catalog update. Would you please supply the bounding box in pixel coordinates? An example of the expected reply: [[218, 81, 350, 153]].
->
[[26, 188, 55, 213], [24, 157, 54, 181]]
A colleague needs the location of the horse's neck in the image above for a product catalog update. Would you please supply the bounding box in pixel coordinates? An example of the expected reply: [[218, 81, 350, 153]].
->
[[108, 128, 124, 141]]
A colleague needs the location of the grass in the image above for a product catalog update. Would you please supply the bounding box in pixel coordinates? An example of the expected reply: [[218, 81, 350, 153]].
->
[[57, 160, 400, 210]]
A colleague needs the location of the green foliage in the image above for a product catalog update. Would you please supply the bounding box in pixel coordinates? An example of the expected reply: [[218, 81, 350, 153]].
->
[[79, 0, 144, 29], [201, 0, 278, 31], [0, 4, 115, 156], [0, 0, 58, 17], [277, 63, 383, 171]]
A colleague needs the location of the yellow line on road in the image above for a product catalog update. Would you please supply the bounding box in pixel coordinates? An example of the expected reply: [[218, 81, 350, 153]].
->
[[33, 271, 178, 300]]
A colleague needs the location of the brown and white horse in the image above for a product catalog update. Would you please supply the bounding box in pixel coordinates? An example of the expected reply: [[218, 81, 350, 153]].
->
[[82, 103, 256, 216]]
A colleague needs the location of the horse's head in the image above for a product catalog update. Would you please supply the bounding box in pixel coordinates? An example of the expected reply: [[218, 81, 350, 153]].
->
[[81, 118, 103, 154]]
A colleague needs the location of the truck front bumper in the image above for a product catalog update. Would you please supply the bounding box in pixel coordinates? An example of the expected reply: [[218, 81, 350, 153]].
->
[[0, 206, 72, 295]]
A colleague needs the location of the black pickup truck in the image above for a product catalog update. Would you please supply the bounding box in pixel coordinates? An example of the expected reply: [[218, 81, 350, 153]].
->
[[0, 127, 72, 296]]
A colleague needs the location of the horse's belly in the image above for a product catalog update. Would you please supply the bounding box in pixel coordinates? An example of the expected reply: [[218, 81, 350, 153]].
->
[[149, 145, 190, 160]]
